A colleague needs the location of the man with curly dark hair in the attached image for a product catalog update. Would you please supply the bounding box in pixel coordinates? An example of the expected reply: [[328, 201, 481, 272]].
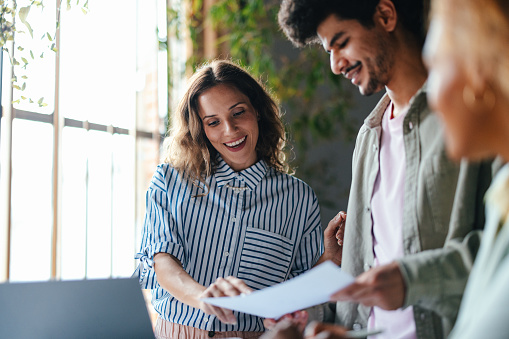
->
[[278, 0, 427, 49], [274, 1, 494, 339]]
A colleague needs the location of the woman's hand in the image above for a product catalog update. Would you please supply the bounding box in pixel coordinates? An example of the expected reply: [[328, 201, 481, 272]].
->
[[317, 211, 346, 266], [154, 253, 253, 324], [199, 276, 253, 324], [263, 310, 308, 332], [304, 321, 349, 339], [260, 319, 304, 339]]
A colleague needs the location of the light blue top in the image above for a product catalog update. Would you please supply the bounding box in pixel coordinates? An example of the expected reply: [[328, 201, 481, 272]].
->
[[134, 156, 323, 332], [449, 164, 509, 338]]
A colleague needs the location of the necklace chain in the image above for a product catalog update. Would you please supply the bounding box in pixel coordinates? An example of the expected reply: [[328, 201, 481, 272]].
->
[[225, 183, 249, 193]]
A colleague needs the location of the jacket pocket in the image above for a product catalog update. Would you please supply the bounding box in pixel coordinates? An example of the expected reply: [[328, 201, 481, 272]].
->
[[237, 227, 294, 290], [425, 156, 460, 234]]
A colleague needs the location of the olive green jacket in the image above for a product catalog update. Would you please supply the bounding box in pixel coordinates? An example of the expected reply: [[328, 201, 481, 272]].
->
[[335, 85, 495, 339]]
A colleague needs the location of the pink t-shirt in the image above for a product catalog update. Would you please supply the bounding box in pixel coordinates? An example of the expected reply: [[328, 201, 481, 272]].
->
[[368, 102, 417, 339]]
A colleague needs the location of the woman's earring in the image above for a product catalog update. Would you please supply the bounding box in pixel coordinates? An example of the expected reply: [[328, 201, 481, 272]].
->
[[463, 84, 496, 112]]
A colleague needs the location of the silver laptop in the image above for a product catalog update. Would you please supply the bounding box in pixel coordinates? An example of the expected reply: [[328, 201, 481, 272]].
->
[[0, 277, 155, 339]]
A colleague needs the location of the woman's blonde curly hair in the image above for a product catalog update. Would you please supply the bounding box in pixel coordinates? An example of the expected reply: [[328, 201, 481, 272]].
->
[[431, 0, 509, 99], [163, 60, 291, 190]]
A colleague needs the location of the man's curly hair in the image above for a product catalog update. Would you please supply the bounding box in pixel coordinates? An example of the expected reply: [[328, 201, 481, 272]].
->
[[278, 0, 427, 48]]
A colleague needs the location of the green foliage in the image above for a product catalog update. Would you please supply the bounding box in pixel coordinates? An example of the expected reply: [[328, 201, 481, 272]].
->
[[209, 0, 275, 77], [0, 0, 88, 106]]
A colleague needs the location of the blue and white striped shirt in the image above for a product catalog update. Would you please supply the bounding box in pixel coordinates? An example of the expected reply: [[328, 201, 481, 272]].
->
[[134, 156, 323, 332]]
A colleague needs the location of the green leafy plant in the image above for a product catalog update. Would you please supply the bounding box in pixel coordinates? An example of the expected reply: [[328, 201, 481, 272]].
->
[[0, 0, 89, 106]]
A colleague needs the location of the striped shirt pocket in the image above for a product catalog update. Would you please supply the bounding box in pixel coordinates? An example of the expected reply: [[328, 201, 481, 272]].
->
[[237, 227, 294, 290]]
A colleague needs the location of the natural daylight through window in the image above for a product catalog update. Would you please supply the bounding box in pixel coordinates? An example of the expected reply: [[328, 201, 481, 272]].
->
[[0, 0, 168, 282]]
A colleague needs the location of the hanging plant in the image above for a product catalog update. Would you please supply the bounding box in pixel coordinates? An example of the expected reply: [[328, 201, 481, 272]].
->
[[0, 0, 89, 106]]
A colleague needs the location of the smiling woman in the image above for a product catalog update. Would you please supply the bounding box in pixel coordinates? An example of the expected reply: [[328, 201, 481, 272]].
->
[[134, 60, 324, 339], [164, 60, 290, 194], [198, 84, 259, 172]]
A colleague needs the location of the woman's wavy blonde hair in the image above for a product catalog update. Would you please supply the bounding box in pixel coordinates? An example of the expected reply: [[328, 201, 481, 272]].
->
[[163, 60, 291, 189], [431, 0, 509, 98], [431, 0, 509, 222]]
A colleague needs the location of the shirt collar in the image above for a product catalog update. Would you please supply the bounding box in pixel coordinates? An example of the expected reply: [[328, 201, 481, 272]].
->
[[214, 155, 268, 191]]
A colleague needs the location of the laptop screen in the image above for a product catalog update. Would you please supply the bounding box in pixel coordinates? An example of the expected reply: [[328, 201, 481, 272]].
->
[[0, 277, 155, 339]]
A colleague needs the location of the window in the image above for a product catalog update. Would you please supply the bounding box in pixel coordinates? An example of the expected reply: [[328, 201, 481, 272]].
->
[[0, 0, 167, 282]]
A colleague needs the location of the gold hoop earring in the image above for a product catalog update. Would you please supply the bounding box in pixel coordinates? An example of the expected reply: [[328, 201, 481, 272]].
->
[[462, 85, 496, 112]]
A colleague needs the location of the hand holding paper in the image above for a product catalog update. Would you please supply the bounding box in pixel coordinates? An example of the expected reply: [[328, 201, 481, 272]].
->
[[199, 275, 253, 324], [330, 261, 405, 310], [201, 261, 354, 319]]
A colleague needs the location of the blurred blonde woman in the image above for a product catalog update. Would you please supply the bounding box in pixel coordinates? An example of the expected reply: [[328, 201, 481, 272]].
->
[[424, 0, 509, 337], [134, 60, 324, 339]]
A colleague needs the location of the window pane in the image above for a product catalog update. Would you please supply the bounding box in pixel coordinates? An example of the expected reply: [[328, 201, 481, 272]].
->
[[0, 113, 9, 279], [12, 1, 56, 114], [136, 0, 162, 133], [111, 134, 135, 277], [0, 114, 7, 201], [86, 131, 113, 279], [59, 0, 137, 128], [135, 138, 160, 252], [61, 131, 137, 279], [2, 0, 163, 283], [9, 119, 53, 281], [61, 127, 87, 280]]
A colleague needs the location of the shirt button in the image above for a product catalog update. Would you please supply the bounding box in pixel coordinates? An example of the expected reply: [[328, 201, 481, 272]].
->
[[224, 252, 229, 256], [364, 263, 371, 270], [353, 323, 362, 331], [365, 206, 371, 213], [372, 144, 377, 152], [232, 217, 237, 222], [409, 121, 414, 130]]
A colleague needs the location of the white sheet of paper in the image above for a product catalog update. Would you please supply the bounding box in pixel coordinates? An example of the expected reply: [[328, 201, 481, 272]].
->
[[201, 261, 354, 319]]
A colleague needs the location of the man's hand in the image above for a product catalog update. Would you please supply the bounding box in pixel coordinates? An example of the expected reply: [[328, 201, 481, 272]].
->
[[330, 261, 406, 310], [199, 276, 253, 324], [317, 211, 346, 266]]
